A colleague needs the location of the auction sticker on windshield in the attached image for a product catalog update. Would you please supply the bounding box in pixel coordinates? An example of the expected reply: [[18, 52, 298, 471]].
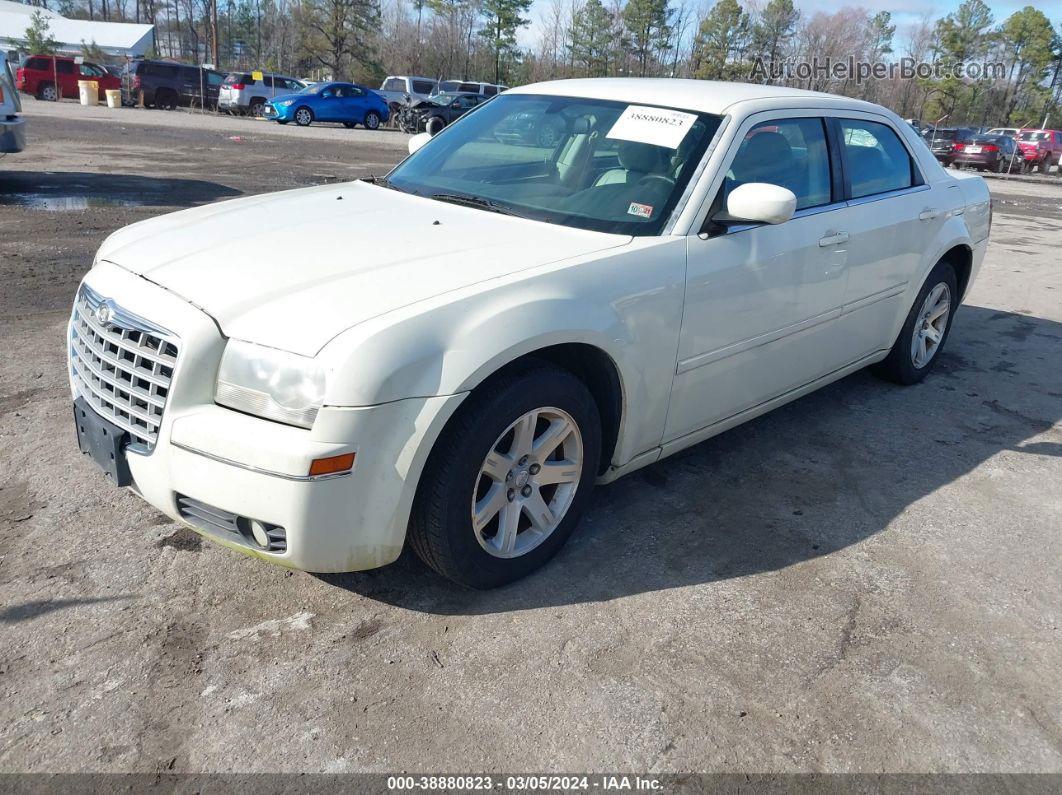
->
[[607, 105, 697, 149]]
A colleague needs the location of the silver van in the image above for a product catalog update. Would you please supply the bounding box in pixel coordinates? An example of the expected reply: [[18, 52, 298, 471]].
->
[[219, 72, 306, 116], [377, 75, 439, 110], [434, 80, 507, 98]]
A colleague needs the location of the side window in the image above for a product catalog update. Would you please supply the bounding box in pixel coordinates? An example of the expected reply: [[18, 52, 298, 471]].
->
[[27, 57, 47, 70], [349, 86, 365, 97], [458, 82, 478, 93], [263, 75, 273, 88], [723, 117, 832, 210], [384, 78, 404, 91], [412, 80, 434, 94], [56, 60, 74, 74], [840, 119, 915, 199], [207, 72, 223, 87], [483, 85, 498, 96]]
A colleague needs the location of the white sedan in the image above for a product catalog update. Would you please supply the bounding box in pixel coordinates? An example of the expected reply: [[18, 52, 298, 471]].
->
[[69, 79, 991, 588]]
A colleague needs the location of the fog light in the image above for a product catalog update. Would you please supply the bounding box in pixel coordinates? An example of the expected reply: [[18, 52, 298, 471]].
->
[[249, 520, 271, 549]]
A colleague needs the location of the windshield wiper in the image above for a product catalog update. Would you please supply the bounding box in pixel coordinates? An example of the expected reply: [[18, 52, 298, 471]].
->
[[361, 175, 402, 192], [430, 193, 521, 216]]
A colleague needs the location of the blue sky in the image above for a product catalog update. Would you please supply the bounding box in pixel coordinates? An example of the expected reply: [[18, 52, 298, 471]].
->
[[519, 0, 1055, 49]]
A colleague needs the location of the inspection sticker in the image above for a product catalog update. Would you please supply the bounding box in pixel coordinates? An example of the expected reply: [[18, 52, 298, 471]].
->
[[607, 105, 698, 149], [627, 202, 654, 219]]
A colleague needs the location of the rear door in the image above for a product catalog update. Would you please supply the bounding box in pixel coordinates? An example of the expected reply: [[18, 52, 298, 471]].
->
[[830, 115, 946, 359], [55, 59, 76, 97]]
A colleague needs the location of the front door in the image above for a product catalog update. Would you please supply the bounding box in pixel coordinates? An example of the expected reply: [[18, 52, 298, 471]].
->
[[665, 115, 851, 441]]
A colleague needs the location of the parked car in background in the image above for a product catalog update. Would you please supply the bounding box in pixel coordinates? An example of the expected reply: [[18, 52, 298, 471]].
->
[[1015, 129, 1062, 174], [68, 79, 990, 587], [396, 91, 488, 134], [923, 127, 975, 165], [950, 133, 1018, 172], [986, 127, 1019, 138], [1, 59, 25, 154], [219, 72, 305, 116], [16, 55, 120, 102], [434, 79, 507, 98], [377, 75, 439, 114], [264, 81, 389, 128], [121, 60, 224, 109]]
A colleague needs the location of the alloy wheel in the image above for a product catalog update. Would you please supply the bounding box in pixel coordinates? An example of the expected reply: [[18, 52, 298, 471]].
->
[[41, 84, 57, 102], [911, 282, 951, 368], [471, 406, 583, 559]]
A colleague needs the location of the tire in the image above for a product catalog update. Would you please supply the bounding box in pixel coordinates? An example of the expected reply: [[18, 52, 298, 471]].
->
[[343, 122, 356, 129], [1039, 158, 1051, 174], [872, 260, 958, 385], [276, 120, 288, 125], [38, 83, 57, 102], [426, 116, 445, 136], [363, 110, 381, 130], [248, 99, 266, 117], [409, 365, 602, 589], [294, 106, 313, 126], [155, 89, 177, 110]]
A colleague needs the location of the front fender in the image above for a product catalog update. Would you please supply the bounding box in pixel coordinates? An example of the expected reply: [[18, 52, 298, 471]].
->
[[320, 238, 688, 465]]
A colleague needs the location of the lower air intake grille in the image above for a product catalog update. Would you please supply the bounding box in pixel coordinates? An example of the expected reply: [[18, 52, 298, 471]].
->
[[176, 495, 287, 553]]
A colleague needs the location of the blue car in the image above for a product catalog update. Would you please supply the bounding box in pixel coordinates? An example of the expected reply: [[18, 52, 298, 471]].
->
[[265, 82, 389, 129]]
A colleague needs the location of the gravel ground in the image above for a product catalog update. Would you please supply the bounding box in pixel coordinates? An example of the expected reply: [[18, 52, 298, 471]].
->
[[1, 111, 1060, 775]]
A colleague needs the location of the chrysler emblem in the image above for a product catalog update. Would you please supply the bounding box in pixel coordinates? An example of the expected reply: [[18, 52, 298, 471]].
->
[[95, 303, 113, 326]]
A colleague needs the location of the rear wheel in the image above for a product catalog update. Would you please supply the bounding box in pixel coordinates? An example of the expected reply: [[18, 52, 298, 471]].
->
[[409, 365, 601, 589], [294, 106, 313, 126], [155, 89, 178, 110], [38, 83, 58, 102], [248, 99, 266, 117], [872, 260, 958, 385], [363, 110, 381, 130]]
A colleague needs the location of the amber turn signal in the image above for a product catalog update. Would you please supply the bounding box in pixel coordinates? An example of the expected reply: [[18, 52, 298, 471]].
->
[[308, 452, 355, 476]]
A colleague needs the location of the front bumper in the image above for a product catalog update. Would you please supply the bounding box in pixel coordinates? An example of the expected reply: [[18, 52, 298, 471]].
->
[[73, 261, 466, 572], [1, 115, 25, 154]]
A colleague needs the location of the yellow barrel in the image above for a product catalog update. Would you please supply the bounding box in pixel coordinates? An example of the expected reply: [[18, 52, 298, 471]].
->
[[78, 80, 99, 106], [105, 89, 121, 108]]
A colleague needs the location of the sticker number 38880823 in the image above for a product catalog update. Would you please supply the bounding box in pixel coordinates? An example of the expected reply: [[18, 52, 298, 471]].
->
[[607, 105, 698, 150]]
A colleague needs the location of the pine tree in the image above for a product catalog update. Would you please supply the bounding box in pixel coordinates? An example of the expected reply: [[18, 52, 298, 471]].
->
[[479, 0, 532, 83], [622, 0, 672, 77], [568, 0, 613, 77], [749, 0, 798, 84], [22, 10, 61, 55], [691, 0, 748, 80]]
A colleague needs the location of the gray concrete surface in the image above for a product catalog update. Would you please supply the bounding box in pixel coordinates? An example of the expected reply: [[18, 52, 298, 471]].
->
[[1, 113, 1060, 774]]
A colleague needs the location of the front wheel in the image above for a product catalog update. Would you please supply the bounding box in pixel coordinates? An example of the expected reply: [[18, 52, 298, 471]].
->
[[872, 260, 958, 385], [363, 110, 381, 130], [294, 106, 313, 126], [409, 365, 602, 589]]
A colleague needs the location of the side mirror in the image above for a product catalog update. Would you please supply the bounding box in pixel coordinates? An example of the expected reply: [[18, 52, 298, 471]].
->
[[408, 131, 431, 154], [717, 183, 797, 225]]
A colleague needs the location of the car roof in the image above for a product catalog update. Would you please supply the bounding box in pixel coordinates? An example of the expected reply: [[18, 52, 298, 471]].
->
[[506, 78, 885, 115]]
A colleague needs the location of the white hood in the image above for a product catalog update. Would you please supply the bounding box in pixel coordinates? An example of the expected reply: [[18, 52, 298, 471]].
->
[[98, 181, 629, 356]]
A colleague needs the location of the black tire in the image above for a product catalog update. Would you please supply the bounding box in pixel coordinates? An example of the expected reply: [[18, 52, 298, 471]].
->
[[248, 99, 266, 117], [343, 122, 356, 129], [872, 260, 959, 385], [409, 365, 602, 589], [276, 120, 288, 125], [426, 116, 445, 136], [155, 89, 177, 110], [363, 110, 381, 130], [294, 106, 313, 126]]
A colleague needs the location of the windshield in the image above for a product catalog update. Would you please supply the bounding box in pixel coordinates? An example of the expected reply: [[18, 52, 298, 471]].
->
[[297, 82, 320, 95], [429, 93, 461, 104], [1018, 131, 1048, 141], [387, 94, 722, 236]]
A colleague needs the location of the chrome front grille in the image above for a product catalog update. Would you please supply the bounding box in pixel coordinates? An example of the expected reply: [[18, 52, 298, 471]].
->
[[69, 284, 179, 449]]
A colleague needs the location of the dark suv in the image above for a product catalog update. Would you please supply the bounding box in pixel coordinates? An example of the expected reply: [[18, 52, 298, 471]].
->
[[122, 60, 224, 109]]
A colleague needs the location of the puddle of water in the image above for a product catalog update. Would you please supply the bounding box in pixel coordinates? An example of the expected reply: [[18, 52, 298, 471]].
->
[[0, 194, 144, 211]]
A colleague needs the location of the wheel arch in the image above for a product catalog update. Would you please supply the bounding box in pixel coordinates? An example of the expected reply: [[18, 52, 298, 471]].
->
[[939, 243, 973, 300]]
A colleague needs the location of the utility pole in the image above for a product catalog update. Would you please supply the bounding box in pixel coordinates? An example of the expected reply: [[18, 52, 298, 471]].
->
[[210, 0, 220, 68]]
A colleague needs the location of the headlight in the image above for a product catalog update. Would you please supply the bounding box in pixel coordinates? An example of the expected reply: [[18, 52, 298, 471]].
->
[[215, 340, 326, 429], [277, 99, 295, 107]]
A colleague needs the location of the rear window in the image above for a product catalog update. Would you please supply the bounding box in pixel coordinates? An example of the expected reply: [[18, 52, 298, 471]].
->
[[225, 73, 252, 85], [56, 60, 74, 74], [1019, 131, 1049, 141], [438, 80, 460, 92], [383, 78, 405, 91], [412, 79, 435, 94], [25, 57, 49, 70], [483, 85, 498, 96], [458, 82, 479, 93]]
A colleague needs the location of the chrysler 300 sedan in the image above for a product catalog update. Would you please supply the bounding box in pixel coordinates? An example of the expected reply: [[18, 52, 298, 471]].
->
[[69, 79, 991, 588]]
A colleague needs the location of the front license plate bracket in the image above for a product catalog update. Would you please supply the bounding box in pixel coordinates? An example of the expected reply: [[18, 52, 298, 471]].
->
[[73, 398, 133, 487]]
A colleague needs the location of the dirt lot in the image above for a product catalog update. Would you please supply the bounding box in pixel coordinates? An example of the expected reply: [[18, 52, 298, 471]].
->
[[1, 109, 1060, 775]]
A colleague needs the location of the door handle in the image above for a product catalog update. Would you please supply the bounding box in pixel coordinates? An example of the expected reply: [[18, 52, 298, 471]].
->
[[818, 232, 849, 247], [918, 208, 940, 221]]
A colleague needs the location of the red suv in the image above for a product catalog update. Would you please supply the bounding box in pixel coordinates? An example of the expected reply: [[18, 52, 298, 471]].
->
[[16, 55, 120, 102], [1015, 129, 1062, 174]]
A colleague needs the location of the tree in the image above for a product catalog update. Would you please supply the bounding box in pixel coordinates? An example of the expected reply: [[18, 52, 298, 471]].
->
[[22, 10, 61, 55], [622, 0, 671, 77], [80, 39, 107, 61], [749, 0, 798, 84], [690, 0, 748, 80], [999, 6, 1054, 121], [568, 0, 612, 77], [295, 0, 380, 80]]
